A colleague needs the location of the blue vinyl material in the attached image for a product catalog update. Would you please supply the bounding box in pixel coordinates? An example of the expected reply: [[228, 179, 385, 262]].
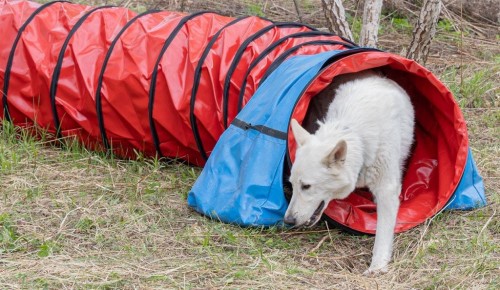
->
[[187, 50, 342, 226], [445, 148, 487, 210], [187, 50, 487, 227]]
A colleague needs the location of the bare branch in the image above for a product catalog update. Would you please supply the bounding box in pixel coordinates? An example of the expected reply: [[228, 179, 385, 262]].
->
[[359, 0, 383, 47], [406, 0, 442, 64], [321, 0, 354, 41], [292, 0, 304, 23]]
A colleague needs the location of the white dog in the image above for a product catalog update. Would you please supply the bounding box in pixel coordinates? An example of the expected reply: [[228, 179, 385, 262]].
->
[[284, 72, 414, 274]]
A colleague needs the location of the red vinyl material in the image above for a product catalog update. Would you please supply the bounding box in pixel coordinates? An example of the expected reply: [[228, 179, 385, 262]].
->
[[239, 36, 353, 110], [1, 1, 469, 234], [0, 1, 352, 165], [288, 52, 468, 233]]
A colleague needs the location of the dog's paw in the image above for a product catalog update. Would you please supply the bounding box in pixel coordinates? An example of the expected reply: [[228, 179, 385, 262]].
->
[[363, 265, 388, 276]]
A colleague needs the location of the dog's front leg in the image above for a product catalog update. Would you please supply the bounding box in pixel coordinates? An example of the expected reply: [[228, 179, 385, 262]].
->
[[364, 181, 401, 275]]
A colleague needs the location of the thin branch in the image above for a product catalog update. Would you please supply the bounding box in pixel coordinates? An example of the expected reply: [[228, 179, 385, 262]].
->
[[292, 0, 304, 23]]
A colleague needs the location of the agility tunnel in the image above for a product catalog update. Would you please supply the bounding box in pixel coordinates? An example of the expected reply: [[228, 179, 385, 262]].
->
[[0, 0, 486, 234]]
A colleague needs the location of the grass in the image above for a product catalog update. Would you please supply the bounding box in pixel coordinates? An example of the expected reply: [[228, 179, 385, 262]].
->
[[247, 3, 265, 17], [441, 62, 498, 108], [1, 0, 499, 289]]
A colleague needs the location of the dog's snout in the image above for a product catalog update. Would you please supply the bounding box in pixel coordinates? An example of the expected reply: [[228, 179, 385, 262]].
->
[[283, 215, 296, 226]]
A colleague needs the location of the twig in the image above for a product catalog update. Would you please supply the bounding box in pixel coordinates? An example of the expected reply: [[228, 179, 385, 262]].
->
[[309, 235, 328, 253], [274, 271, 318, 287], [262, 0, 268, 13], [270, 4, 294, 16], [325, 219, 335, 244], [459, 1, 464, 92], [55, 207, 82, 237], [178, 0, 187, 11], [412, 205, 449, 259], [478, 208, 496, 238], [292, 0, 303, 23]]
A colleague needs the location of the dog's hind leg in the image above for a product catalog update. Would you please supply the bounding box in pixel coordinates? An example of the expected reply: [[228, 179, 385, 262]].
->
[[364, 179, 401, 275]]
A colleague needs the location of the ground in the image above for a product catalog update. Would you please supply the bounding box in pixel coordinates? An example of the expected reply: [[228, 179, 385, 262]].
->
[[1, 0, 498, 289]]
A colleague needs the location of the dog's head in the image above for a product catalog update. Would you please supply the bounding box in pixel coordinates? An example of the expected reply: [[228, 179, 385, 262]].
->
[[284, 119, 354, 227]]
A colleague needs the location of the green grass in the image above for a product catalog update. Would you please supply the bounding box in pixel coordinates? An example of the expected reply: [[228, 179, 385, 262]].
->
[[247, 3, 265, 17], [0, 0, 499, 288], [389, 17, 413, 34], [1, 119, 498, 288], [346, 12, 363, 43], [441, 63, 498, 108]]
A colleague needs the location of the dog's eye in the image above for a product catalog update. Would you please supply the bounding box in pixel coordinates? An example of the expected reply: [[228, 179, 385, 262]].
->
[[301, 183, 311, 190]]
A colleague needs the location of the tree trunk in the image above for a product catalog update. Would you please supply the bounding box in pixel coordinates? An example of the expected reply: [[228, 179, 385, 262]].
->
[[321, 0, 354, 41], [406, 0, 442, 64], [359, 0, 383, 47]]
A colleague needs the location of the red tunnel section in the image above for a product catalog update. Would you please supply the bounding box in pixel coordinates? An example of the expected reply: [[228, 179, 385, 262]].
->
[[0, 0, 353, 166], [288, 51, 468, 233], [1, 1, 470, 234]]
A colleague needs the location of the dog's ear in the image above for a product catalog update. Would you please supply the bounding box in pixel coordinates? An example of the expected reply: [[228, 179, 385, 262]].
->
[[323, 140, 347, 170], [291, 119, 310, 146]]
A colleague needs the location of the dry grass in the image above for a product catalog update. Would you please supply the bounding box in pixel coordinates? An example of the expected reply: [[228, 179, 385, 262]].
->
[[1, 0, 499, 289]]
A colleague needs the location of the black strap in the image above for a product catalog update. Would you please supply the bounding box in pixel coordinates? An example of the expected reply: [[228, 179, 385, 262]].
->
[[236, 32, 356, 112], [95, 9, 161, 151], [338, 36, 358, 47], [232, 118, 287, 140], [49, 5, 115, 139], [222, 22, 317, 129], [2, 0, 69, 122], [189, 16, 249, 161], [148, 11, 214, 158]]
